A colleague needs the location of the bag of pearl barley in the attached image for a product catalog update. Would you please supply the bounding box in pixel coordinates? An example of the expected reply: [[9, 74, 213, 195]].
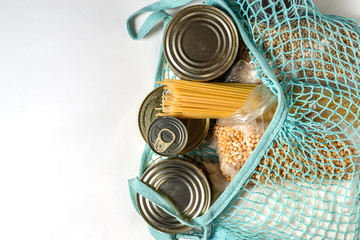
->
[[127, 0, 360, 239]]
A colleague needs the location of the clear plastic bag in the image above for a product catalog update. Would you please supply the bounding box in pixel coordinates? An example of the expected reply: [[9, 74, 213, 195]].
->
[[213, 85, 277, 180], [226, 57, 295, 85], [226, 60, 260, 84]]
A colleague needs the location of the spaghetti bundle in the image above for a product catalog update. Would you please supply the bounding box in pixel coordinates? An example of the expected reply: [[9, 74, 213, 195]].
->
[[157, 79, 258, 119]]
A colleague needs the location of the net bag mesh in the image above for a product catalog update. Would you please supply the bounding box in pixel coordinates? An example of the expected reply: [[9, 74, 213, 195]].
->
[[210, 0, 360, 239], [146, 0, 360, 239]]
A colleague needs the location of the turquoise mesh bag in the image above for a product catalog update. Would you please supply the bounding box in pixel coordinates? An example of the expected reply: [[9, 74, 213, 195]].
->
[[127, 0, 360, 239]]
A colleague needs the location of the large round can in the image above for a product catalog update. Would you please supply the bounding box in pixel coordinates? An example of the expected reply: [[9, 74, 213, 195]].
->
[[249, 0, 305, 25], [163, 5, 239, 81], [147, 116, 209, 156], [136, 158, 211, 233]]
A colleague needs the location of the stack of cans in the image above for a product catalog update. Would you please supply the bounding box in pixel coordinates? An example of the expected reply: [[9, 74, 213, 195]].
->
[[136, 4, 241, 233], [138, 86, 210, 157], [138, 86, 211, 233]]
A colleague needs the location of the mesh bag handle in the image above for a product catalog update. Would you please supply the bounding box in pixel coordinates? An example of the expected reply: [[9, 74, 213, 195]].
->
[[126, 0, 195, 89], [126, 0, 196, 40], [127, 0, 288, 238]]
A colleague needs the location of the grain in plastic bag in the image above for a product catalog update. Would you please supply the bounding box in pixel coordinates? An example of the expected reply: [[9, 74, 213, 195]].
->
[[214, 85, 277, 180]]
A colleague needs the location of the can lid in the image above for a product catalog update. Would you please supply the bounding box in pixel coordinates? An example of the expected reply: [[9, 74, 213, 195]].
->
[[163, 5, 239, 81], [147, 116, 188, 156], [137, 158, 211, 233], [138, 87, 164, 141]]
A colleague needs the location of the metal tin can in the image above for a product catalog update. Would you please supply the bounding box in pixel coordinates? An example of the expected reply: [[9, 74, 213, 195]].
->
[[138, 87, 210, 147], [136, 158, 211, 233], [147, 116, 209, 156], [249, 0, 305, 25], [163, 5, 239, 81], [138, 86, 164, 141]]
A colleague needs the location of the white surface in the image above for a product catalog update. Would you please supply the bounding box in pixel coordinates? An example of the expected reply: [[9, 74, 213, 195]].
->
[[0, 0, 359, 240]]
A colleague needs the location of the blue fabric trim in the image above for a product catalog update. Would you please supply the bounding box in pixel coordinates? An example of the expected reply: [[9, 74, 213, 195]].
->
[[126, 0, 193, 40]]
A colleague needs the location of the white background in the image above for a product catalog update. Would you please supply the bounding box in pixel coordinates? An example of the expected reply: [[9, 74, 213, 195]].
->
[[0, 0, 359, 240]]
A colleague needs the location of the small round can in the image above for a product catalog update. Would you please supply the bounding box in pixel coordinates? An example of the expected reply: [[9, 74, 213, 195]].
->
[[147, 116, 209, 156], [249, 0, 305, 25], [163, 5, 239, 81], [138, 86, 164, 141], [136, 158, 211, 233], [138, 87, 210, 147]]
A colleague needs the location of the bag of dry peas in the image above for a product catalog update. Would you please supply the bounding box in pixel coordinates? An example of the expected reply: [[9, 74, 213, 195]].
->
[[127, 0, 360, 239], [214, 84, 277, 180]]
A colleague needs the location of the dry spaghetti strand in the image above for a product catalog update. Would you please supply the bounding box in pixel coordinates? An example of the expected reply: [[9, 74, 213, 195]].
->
[[157, 79, 258, 119]]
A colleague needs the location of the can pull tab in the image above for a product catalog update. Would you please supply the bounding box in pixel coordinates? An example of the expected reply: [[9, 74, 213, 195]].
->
[[154, 128, 176, 153]]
